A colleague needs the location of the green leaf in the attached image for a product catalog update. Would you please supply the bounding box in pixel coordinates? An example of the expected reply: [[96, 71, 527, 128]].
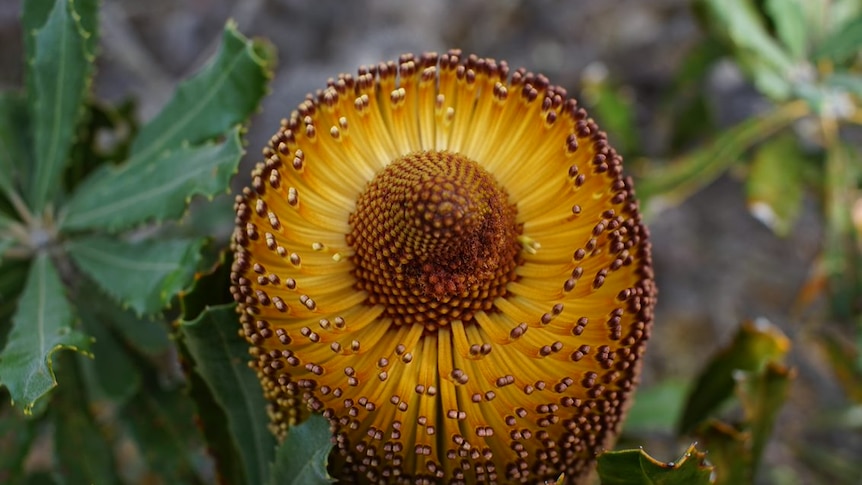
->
[[673, 366, 795, 483], [76, 296, 141, 403], [71, 274, 172, 359], [826, 71, 862, 99], [816, 12, 862, 63], [21, 0, 55, 148], [269, 413, 334, 485], [186, 371, 245, 485], [637, 100, 808, 214], [22, 0, 55, 56], [27, 0, 95, 212], [678, 318, 790, 434], [21, 473, 60, 485], [828, 0, 862, 34], [0, 92, 32, 197], [699, 0, 796, 78], [734, 363, 795, 472], [61, 126, 243, 232], [582, 72, 639, 157], [121, 383, 208, 483], [623, 380, 690, 435], [181, 304, 275, 485], [0, 260, 30, 349], [697, 421, 752, 485], [52, 354, 120, 485], [71, 0, 99, 58], [104, 304, 172, 359], [0, 239, 14, 263], [130, 21, 274, 162], [737, 50, 793, 100], [0, 404, 38, 483], [0, 209, 15, 229], [745, 135, 806, 236], [765, 0, 808, 59], [823, 142, 861, 319], [596, 443, 714, 485], [66, 236, 205, 316], [0, 254, 91, 414]]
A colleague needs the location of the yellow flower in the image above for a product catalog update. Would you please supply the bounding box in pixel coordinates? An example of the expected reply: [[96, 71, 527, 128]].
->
[[231, 50, 656, 484]]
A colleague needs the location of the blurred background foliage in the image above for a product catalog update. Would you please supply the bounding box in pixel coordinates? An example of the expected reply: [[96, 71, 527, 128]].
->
[[0, 0, 860, 483]]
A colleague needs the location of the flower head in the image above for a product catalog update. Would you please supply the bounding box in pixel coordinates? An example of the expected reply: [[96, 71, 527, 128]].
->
[[231, 50, 656, 484]]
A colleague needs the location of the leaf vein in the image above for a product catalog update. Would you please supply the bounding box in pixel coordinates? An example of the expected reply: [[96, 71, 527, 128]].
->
[[71, 244, 181, 272], [69, 152, 229, 225], [134, 50, 246, 162]]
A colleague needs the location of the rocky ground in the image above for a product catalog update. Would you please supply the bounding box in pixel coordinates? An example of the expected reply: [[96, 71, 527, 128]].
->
[[1, 0, 858, 483]]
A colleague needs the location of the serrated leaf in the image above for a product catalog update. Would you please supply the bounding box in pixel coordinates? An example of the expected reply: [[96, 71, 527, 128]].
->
[[816, 12, 862, 63], [765, 0, 808, 59], [0, 260, 30, 349], [130, 21, 274, 162], [22, 0, 55, 56], [71, 0, 98, 58], [66, 236, 205, 316], [70, 273, 172, 359], [103, 303, 171, 359], [734, 363, 794, 472], [52, 354, 120, 485], [678, 318, 790, 434], [596, 443, 714, 485], [638, 100, 808, 213], [699, 0, 796, 78], [0, 254, 91, 414], [698, 421, 751, 485], [0, 92, 32, 197], [21, 0, 55, 151], [181, 304, 275, 485], [61, 126, 243, 232], [745, 135, 806, 236], [269, 413, 334, 485], [27, 0, 94, 212]]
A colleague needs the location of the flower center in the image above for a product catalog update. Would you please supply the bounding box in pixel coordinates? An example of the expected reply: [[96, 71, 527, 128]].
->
[[347, 151, 522, 329]]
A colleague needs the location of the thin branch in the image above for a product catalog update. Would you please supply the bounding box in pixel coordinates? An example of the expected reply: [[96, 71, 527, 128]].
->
[[1, 245, 34, 260], [5, 188, 35, 226]]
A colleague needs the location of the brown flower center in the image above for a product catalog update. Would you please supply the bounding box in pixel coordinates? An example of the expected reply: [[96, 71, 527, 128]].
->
[[347, 151, 522, 329]]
